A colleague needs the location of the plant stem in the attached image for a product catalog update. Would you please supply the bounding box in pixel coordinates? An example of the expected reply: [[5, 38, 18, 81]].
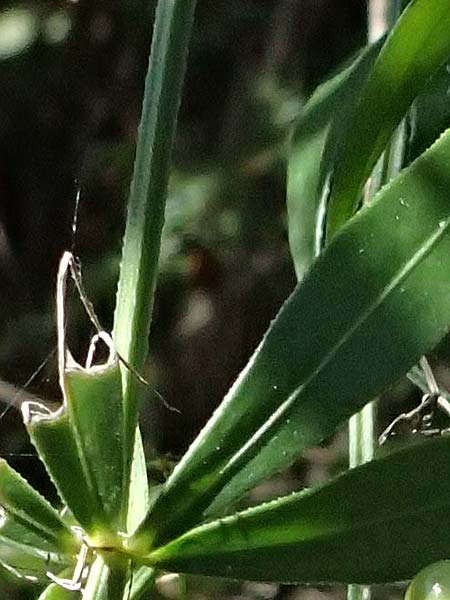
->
[[83, 553, 129, 600], [112, 0, 197, 524], [348, 2, 402, 600], [123, 565, 156, 600], [367, 0, 402, 42], [348, 403, 376, 469]]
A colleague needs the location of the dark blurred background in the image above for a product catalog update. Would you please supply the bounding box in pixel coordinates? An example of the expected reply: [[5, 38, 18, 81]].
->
[[0, 1, 373, 598]]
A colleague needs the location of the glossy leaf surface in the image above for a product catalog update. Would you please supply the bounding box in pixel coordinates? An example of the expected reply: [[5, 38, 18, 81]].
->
[[326, 0, 450, 237], [148, 436, 450, 584], [134, 123, 450, 549]]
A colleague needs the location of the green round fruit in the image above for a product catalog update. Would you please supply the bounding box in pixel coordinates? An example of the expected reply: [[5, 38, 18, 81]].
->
[[406, 561, 450, 600]]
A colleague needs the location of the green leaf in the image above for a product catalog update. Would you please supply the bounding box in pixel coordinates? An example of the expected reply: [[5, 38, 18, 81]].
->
[[112, 0, 197, 509], [126, 428, 149, 535], [0, 460, 76, 555], [0, 536, 69, 584], [23, 406, 104, 536], [62, 340, 124, 531], [38, 580, 80, 600], [408, 60, 450, 164], [326, 0, 450, 238], [132, 122, 450, 551], [146, 436, 450, 584], [23, 253, 126, 542], [0, 506, 78, 581], [23, 335, 125, 543], [287, 41, 381, 280], [0, 513, 59, 555]]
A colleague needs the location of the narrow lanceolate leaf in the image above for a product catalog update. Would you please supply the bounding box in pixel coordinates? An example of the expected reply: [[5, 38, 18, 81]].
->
[[24, 407, 104, 535], [287, 41, 381, 280], [112, 0, 197, 501], [325, 0, 450, 238], [62, 341, 124, 532], [407, 60, 450, 164], [0, 460, 76, 554], [0, 507, 76, 583], [0, 510, 63, 555], [23, 253, 125, 543], [147, 436, 450, 584], [126, 430, 150, 535], [24, 355, 125, 544], [0, 536, 70, 584], [132, 123, 450, 551]]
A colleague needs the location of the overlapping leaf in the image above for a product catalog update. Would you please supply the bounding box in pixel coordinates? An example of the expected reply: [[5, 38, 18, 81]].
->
[[23, 338, 125, 542], [325, 0, 450, 237], [146, 436, 450, 584], [0, 537, 70, 585], [0, 460, 76, 554], [407, 60, 450, 165], [131, 122, 450, 551], [287, 41, 381, 280], [0, 461, 76, 583]]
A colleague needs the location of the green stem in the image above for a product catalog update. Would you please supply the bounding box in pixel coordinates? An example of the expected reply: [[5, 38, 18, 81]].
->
[[83, 553, 129, 600], [348, 403, 376, 469], [112, 0, 197, 524], [122, 565, 156, 600]]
